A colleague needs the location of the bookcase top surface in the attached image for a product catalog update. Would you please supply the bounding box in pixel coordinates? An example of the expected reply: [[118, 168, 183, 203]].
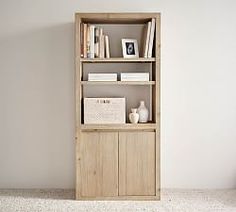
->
[[75, 12, 160, 24]]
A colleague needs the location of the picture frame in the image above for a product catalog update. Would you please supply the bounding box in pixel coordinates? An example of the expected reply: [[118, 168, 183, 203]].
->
[[121, 39, 139, 58]]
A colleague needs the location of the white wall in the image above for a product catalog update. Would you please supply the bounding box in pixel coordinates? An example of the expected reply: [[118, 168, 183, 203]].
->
[[0, 0, 236, 189]]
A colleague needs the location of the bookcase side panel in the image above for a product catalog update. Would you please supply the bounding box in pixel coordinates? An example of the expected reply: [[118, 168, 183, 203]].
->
[[155, 14, 161, 198]]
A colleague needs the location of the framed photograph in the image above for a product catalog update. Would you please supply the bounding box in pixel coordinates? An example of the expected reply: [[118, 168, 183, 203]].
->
[[122, 39, 139, 58]]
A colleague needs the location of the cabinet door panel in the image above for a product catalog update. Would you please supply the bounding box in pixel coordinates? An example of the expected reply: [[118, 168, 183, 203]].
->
[[77, 132, 118, 197], [119, 131, 156, 196]]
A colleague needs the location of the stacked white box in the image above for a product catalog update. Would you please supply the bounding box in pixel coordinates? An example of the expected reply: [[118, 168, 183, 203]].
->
[[84, 98, 125, 124], [120, 73, 149, 81], [88, 73, 117, 81]]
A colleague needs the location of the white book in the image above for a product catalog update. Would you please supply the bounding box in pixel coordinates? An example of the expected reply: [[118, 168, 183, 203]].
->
[[99, 28, 105, 58], [147, 18, 156, 58], [88, 77, 117, 81], [121, 78, 149, 81], [105, 35, 110, 58], [121, 73, 149, 81], [99, 37, 105, 58], [143, 21, 151, 58], [88, 73, 117, 81], [89, 25, 95, 58]]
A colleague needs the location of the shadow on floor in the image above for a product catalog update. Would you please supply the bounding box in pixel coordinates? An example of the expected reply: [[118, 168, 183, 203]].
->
[[0, 189, 75, 200]]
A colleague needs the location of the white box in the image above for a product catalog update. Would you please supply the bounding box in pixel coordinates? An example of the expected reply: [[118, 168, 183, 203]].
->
[[88, 73, 117, 81], [84, 98, 125, 124], [120, 73, 149, 81]]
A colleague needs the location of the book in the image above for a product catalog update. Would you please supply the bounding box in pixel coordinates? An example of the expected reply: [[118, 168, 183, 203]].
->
[[89, 25, 95, 58], [143, 21, 151, 58], [83, 23, 87, 58], [86, 25, 90, 58], [147, 18, 156, 58], [94, 27, 99, 58], [88, 73, 117, 81], [105, 35, 110, 58], [80, 23, 84, 57], [120, 73, 150, 81], [99, 28, 105, 58]]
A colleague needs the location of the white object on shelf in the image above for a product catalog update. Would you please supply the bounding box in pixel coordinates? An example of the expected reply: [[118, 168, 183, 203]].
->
[[88, 73, 117, 81], [105, 35, 110, 58], [121, 73, 150, 81], [121, 39, 139, 58], [137, 100, 149, 123], [143, 21, 152, 58], [129, 108, 139, 124], [84, 98, 126, 124], [99, 28, 105, 58], [147, 18, 156, 58], [89, 25, 95, 58]]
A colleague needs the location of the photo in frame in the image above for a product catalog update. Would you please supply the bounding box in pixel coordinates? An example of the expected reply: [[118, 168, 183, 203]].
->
[[121, 39, 139, 58]]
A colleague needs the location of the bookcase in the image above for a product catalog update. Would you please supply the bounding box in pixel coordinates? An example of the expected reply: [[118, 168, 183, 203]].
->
[[75, 13, 160, 200]]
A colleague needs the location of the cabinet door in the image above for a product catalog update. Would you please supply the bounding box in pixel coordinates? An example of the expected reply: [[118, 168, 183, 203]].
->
[[77, 132, 118, 197], [119, 131, 156, 196]]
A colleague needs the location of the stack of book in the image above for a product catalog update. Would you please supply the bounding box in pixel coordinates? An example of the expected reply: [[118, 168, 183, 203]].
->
[[81, 24, 110, 59], [88, 73, 117, 81], [121, 73, 150, 81], [142, 18, 156, 58]]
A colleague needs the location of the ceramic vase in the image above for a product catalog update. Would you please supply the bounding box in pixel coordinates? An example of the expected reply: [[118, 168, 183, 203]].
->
[[137, 101, 149, 123], [129, 108, 139, 124]]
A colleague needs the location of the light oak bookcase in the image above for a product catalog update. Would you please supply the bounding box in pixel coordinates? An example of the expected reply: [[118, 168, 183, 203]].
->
[[75, 13, 161, 200]]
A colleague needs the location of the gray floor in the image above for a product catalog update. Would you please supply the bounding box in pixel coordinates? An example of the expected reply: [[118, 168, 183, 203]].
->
[[0, 189, 235, 212]]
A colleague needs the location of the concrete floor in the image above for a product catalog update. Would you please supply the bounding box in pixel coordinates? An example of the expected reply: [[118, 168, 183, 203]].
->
[[0, 189, 235, 212]]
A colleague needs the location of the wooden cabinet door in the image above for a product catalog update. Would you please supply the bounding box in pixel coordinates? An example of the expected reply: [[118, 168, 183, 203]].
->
[[119, 131, 156, 196], [77, 132, 118, 197]]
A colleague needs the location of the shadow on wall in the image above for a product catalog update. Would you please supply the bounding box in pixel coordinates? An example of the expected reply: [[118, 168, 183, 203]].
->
[[0, 23, 76, 189]]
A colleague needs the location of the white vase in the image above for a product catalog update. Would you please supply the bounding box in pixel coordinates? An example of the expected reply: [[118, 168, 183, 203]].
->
[[137, 101, 149, 123], [129, 108, 139, 124]]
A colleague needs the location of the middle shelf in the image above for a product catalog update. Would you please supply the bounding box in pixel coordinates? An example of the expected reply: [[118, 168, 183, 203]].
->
[[80, 81, 156, 85]]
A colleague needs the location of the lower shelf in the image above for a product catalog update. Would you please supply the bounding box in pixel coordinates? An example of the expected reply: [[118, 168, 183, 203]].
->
[[80, 123, 157, 131]]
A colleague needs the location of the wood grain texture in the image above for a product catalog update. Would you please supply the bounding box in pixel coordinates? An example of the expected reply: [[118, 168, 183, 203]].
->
[[119, 132, 156, 196], [80, 57, 155, 63], [155, 14, 161, 198], [77, 195, 159, 201], [75, 15, 81, 200], [80, 124, 157, 131], [75, 12, 161, 200], [77, 132, 118, 197], [81, 81, 155, 86], [75, 13, 160, 24], [75, 15, 81, 128]]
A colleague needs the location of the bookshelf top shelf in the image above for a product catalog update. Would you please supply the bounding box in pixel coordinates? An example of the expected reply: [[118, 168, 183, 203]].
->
[[76, 13, 160, 24], [80, 58, 156, 63]]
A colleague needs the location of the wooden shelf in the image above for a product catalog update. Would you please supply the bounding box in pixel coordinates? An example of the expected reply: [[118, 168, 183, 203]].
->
[[81, 81, 155, 86], [80, 123, 157, 131], [75, 12, 161, 200], [80, 57, 155, 63], [77, 13, 159, 24]]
